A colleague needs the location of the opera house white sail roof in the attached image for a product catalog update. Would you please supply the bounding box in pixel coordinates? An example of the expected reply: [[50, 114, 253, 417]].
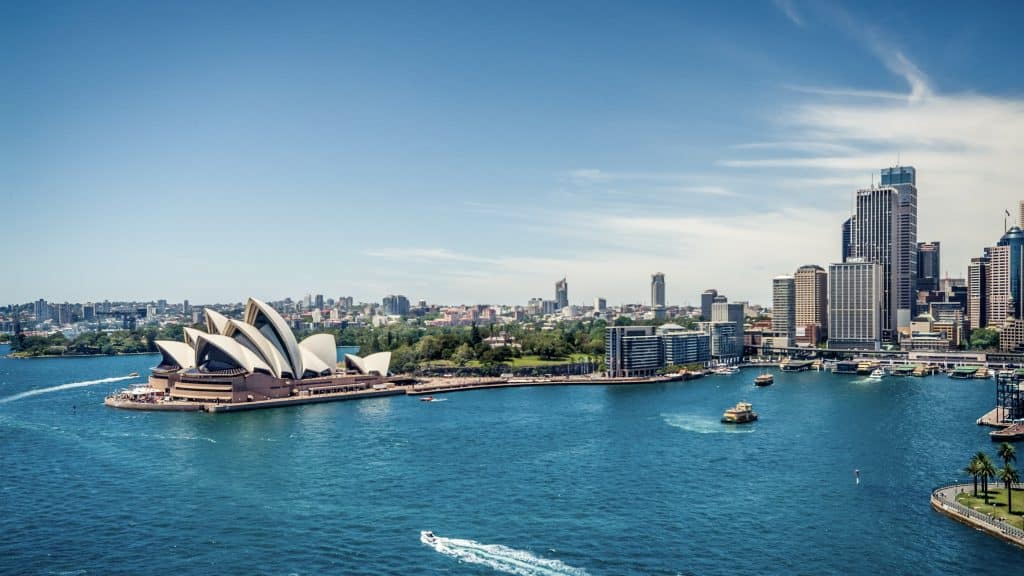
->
[[153, 297, 390, 379]]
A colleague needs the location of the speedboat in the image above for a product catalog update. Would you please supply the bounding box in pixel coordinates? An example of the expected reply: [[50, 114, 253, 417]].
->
[[868, 368, 885, 379], [421, 530, 437, 543], [128, 372, 139, 377], [420, 396, 435, 402]]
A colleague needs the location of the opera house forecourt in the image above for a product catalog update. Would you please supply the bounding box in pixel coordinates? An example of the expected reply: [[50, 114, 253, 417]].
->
[[105, 297, 402, 412]]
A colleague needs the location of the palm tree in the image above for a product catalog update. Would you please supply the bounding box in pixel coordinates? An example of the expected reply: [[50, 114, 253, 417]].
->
[[965, 456, 981, 497], [999, 463, 1020, 515], [999, 442, 1017, 468], [978, 452, 998, 504]]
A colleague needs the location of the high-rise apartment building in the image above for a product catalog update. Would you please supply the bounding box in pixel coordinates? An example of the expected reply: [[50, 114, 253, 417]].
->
[[651, 273, 666, 308], [700, 289, 717, 321], [382, 294, 410, 316], [555, 278, 568, 310], [794, 264, 828, 345], [772, 276, 795, 346], [828, 260, 882, 350]]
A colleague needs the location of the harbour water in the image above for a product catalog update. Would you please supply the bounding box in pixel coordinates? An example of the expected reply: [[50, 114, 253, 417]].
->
[[2, 343, 1023, 574]]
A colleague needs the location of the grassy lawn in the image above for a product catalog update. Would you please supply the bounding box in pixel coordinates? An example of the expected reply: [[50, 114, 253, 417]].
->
[[956, 488, 1024, 529]]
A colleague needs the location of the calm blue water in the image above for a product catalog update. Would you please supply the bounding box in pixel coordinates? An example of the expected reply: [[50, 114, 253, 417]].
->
[[2, 342, 1022, 575]]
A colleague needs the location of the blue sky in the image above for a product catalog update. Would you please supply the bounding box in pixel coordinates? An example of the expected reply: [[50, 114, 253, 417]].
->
[[4, 0, 1022, 306]]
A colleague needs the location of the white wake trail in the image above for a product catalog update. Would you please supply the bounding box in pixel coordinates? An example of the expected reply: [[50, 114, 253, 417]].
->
[[421, 531, 589, 576], [0, 375, 136, 404]]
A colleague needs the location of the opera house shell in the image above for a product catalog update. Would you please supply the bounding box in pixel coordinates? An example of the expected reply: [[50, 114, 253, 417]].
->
[[149, 297, 393, 404]]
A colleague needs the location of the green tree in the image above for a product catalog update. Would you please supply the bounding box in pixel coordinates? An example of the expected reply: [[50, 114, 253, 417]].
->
[[970, 328, 1000, 350], [452, 343, 474, 367], [977, 452, 998, 503], [965, 457, 981, 497], [999, 442, 1017, 468], [999, 463, 1020, 515]]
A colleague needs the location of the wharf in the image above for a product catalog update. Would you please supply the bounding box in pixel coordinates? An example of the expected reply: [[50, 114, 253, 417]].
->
[[991, 423, 1024, 442], [977, 407, 1012, 428], [407, 373, 686, 396], [780, 360, 815, 372]]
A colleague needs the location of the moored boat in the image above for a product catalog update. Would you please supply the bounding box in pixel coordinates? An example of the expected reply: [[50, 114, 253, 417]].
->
[[721, 402, 758, 424]]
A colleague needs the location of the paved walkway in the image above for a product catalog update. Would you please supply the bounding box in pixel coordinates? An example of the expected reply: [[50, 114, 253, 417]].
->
[[932, 483, 1024, 547]]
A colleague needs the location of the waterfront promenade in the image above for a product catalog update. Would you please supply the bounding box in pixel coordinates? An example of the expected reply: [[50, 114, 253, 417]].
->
[[932, 484, 1024, 548]]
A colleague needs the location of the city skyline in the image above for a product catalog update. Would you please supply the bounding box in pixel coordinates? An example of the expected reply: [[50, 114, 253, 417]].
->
[[5, 1, 1023, 305]]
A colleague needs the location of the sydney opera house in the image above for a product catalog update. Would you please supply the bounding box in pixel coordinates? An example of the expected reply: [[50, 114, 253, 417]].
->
[[148, 297, 394, 404]]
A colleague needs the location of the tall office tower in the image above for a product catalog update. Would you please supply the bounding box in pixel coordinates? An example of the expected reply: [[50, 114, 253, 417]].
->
[[795, 264, 828, 345], [880, 165, 918, 329], [700, 289, 718, 320], [772, 276, 795, 345], [555, 278, 568, 310], [917, 242, 941, 293], [183, 299, 191, 315], [997, 226, 1024, 319], [841, 217, 854, 263], [594, 297, 607, 312], [314, 294, 324, 310], [828, 260, 883, 350], [968, 254, 990, 330], [1020, 200, 1024, 228], [711, 301, 744, 358], [651, 273, 666, 308], [850, 185, 900, 342]]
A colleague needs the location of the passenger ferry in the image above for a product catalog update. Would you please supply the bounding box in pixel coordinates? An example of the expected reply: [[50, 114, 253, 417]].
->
[[754, 372, 774, 386], [721, 402, 758, 424]]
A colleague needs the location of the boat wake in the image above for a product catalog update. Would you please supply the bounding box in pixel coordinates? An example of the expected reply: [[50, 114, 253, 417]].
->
[[420, 531, 589, 576], [0, 375, 136, 404], [662, 413, 755, 434]]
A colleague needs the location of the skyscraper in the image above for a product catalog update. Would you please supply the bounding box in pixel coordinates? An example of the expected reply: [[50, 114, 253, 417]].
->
[[968, 253, 990, 330], [794, 264, 828, 345], [711, 301, 744, 358], [997, 226, 1024, 319], [829, 260, 882, 350], [881, 165, 918, 328], [314, 294, 324, 310], [651, 273, 666, 308], [917, 241, 941, 293], [555, 278, 568, 310], [700, 289, 718, 321], [850, 185, 899, 342], [772, 276, 795, 346], [841, 217, 853, 263]]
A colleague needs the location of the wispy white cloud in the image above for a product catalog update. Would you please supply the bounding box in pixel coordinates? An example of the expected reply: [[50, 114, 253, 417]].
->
[[773, 0, 804, 27], [364, 248, 497, 265]]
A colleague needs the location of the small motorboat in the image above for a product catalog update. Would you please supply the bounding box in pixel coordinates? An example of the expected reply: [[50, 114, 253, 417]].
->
[[754, 373, 774, 387], [420, 396, 435, 402], [868, 368, 885, 379], [128, 372, 139, 378], [421, 530, 437, 543]]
